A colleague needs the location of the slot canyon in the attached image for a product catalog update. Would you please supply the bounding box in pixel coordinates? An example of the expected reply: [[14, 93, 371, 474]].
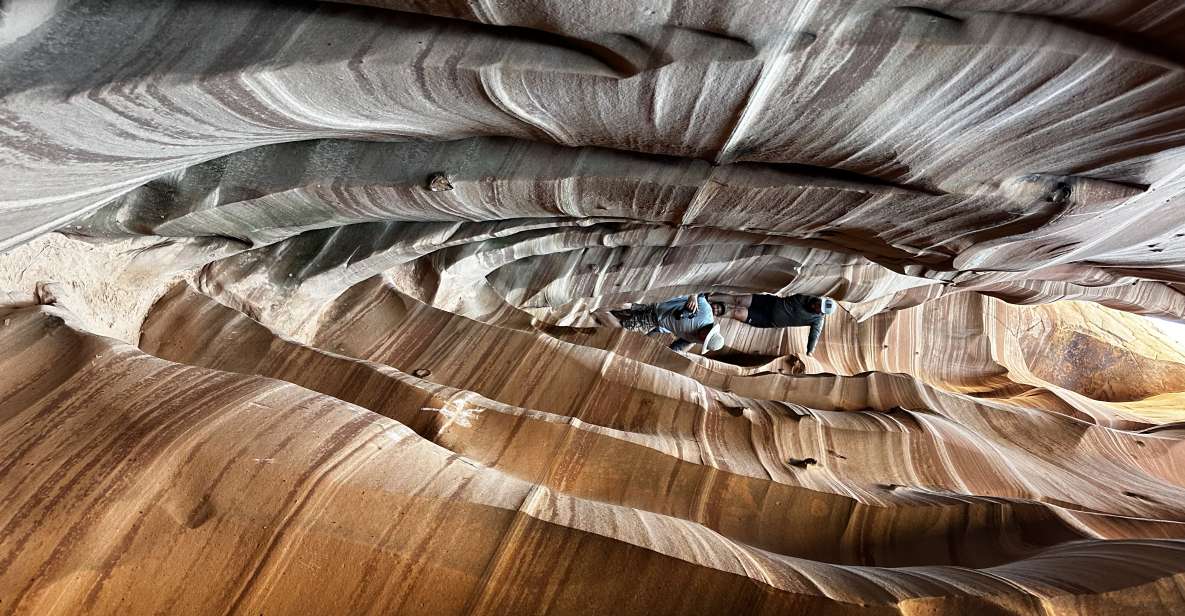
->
[[3, 1, 1185, 614]]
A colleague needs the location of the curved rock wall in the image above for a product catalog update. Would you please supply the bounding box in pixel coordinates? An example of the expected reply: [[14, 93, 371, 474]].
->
[[4, 1, 1185, 614]]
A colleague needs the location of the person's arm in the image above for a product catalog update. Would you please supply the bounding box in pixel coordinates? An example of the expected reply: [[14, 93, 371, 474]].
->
[[806, 317, 824, 355], [669, 338, 694, 352], [682, 294, 699, 315]]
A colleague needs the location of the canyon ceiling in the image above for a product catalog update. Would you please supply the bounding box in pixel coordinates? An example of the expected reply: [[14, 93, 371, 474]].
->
[[3, 1, 1185, 614]]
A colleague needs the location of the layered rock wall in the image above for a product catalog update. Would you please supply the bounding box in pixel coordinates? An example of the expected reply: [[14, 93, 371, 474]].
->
[[4, 1, 1185, 614]]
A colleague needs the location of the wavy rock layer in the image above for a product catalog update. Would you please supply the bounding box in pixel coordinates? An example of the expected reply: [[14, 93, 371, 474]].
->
[[3, 283, 1185, 615], [4, 0, 1185, 614]]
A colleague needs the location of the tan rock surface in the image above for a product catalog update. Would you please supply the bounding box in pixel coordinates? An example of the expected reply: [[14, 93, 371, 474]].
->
[[4, 1, 1185, 614]]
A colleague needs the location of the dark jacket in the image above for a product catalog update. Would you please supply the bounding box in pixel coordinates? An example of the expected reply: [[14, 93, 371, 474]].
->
[[766, 294, 826, 354]]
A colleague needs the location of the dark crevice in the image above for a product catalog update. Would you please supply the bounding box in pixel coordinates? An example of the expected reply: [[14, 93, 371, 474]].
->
[[895, 6, 964, 23], [988, 11, 1185, 68], [760, 161, 948, 196], [484, 22, 645, 76], [787, 457, 818, 468]]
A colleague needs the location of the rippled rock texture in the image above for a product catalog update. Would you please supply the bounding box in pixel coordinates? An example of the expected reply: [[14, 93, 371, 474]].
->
[[4, 1, 1185, 614]]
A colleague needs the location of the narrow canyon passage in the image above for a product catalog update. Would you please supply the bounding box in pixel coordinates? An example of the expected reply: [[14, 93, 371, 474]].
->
[[3, 1, 1185, 614]]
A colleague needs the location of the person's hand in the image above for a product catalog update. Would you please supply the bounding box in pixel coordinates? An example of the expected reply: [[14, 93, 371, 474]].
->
[[683, 295, 698, 314]]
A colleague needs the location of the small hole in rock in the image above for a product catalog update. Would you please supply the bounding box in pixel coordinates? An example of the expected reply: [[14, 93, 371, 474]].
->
[[426, 173, 454, 192], [412, 368, 432, 378], [787, 457, 817, 468], [1044, 181, 1071, 203]]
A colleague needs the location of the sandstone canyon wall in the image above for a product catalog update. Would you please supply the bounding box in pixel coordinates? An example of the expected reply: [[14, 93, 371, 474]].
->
[[3, 1, 1185, 614]]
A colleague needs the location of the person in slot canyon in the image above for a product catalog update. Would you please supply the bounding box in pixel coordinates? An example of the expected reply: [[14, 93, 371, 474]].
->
[[709, 293, 835, 355], [607, 293, 726, 354]]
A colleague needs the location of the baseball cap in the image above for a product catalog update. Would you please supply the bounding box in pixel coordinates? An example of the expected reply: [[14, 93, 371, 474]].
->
[[703, 323, 725, 352]]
